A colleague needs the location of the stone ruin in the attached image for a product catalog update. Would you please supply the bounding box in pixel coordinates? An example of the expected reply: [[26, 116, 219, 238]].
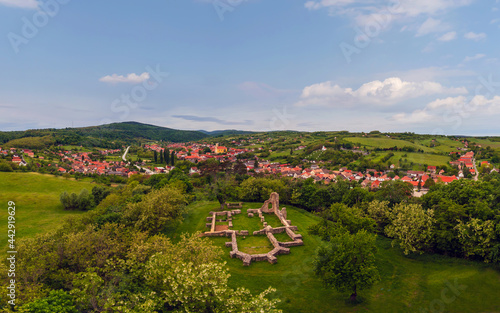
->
[[260, 192, 280, 214], [204, 192, 304, 266], [225, 202, 243, 209], [204, 209, 244, 236]]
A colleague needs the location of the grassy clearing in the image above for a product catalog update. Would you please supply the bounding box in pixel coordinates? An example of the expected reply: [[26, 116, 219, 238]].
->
[[0, 172, 96, 248], [231, 212, 263, 233], [173, 201, 500, 313], [269, 150, 292, 159], [60, 145, 95, 152], [365, 152, 451, 169], [238, 235, 274, 254], [345, 137, 433, 153], [388, 152, 451, 167], [263, 212, 284, 228], [470, 138, 500, 149], [105, 155, 125, 161], [415, 138, 463, 153], [273, 232, 294, 242]]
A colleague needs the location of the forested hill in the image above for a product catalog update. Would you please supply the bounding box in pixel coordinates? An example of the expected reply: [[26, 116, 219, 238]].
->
[[0, 122, 209, 149]]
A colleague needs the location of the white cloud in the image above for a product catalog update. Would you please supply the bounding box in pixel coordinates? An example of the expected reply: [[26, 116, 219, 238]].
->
[[416, 18, 448, 37], [99, 72, 150, 84], [304, 0, 473, 36], [304, 0, 359, 11], [426, 95, 468, 109], [391, 95, 500, 124], [382, 67, 476, 82], [437, 31, 457, 41], [296, 77, 468, 107], [0, 0, 38, 9], [464, 31, 487, 41], [391, 0, 475, 17], [391, 109, 435, 123], [462, 53, 486, 62], [305, 0, 474, 16]]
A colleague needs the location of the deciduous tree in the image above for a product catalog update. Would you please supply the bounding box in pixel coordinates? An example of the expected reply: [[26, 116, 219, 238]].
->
[[385, 203, 435, 255], [314, 230, 380, 302], [123, 186, 187, 234]]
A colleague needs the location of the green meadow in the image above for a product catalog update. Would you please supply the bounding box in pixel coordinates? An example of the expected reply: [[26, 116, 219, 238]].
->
[[366, 152, 452, 168], [414, 137, 463, 153], [0, 172, 96, 248], [171, 201, 500, 313], [344, 137, 434, 153], [470, 138, 500, 149]]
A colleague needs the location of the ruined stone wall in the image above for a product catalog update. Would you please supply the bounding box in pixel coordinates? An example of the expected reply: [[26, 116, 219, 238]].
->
[[226, 202, 243, 209], [286, 227, 303, 240], [260, 192, 279, 214], [205, 193, 304, 266], [205, 210, 242, 234], [253, 226, 298, 235], [280, 240, 304, 247]]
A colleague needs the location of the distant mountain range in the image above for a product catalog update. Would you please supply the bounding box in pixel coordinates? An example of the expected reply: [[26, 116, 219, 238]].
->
[[0, 122, 253, 149]]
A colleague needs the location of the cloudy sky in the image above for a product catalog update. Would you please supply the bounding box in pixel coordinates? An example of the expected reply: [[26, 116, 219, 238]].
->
[[1, 0, 499, 135]]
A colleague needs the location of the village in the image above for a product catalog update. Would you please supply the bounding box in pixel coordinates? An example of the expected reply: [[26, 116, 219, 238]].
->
[[2, 139, 496, 195]]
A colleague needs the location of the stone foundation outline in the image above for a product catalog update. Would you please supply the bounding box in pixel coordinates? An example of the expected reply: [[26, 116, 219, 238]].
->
[[204, 193, 304, 266]]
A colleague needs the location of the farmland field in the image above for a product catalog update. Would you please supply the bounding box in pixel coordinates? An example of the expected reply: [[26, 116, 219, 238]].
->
[[470, 138, 500, 149], [344, 137, 434, 152], [366, 152, 452, 168]]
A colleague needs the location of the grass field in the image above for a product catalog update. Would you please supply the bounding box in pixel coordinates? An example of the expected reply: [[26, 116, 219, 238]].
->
[[366, 152, 452, 168], [0, 172, 96, 248], [389, 152, 451, 167], [105, 155, 125, 162], [470, 138, 500, 149], [172, 201, 500, 313], [415, 138, 463, 153], [263, 212, 284, 228], [60, 145, 94, 152], [238, 235, 274, 254], [344, 137, 434, 153], [231, 213, 263, 233]]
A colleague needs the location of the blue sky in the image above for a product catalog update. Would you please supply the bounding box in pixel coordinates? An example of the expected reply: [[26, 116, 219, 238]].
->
[[1, 0, 499, 135]]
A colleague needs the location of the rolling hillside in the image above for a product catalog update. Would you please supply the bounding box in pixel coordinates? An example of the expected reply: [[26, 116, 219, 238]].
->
[[0, 121, 210, 148]]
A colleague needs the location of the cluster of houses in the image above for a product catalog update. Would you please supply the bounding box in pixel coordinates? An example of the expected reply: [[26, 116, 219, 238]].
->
[[240, 160, 458, 190], [54, 150, 137, 176], [3, 142, 498, 192], [99, 149, 121, 155], [144, 143, 249, 164], [0, 147, 35, 157], [0, 147, 31, 166], [0, 147, 140, 177], [60, 153, 130, 176], [450, 151, 476, 175]]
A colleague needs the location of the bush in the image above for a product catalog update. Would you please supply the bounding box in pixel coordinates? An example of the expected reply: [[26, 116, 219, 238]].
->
[[60, 189, 94, 211], [20, 290, 78, 313], [91, 186, 111, 205], [0, 161, 13, 172]]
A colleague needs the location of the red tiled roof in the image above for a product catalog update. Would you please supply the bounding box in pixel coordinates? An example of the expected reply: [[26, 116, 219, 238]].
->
[[437, 175, 457, 183]]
